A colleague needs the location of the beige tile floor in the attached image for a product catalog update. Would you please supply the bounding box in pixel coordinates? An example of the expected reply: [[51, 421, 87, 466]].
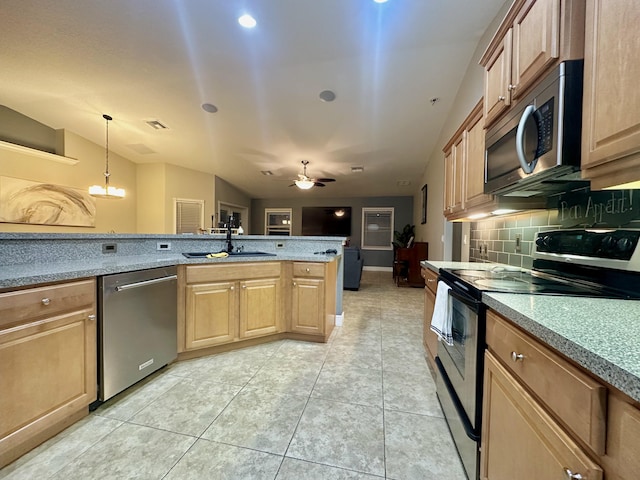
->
[[0, 271, 466, 480]]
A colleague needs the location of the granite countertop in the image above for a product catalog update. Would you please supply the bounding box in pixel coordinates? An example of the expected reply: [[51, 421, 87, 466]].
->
[[422, 260, 640, 403], [0, 252, 340, 289]]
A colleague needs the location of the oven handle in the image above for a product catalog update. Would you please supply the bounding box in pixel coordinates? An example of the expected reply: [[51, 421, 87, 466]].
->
[[448, 287, 482, 313], [435, 356, 481, 442]]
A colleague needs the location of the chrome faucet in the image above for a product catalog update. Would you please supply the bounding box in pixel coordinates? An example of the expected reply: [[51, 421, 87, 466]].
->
[[226, 215, 234, 253]]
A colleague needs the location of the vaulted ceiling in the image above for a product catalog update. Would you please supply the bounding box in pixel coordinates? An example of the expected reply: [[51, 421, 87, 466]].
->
[[1, 0, 508, 198]]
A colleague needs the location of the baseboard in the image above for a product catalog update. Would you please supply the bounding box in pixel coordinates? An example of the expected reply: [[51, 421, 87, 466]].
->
[[363, 266, 393, 272], [335, 312, 344, 326]]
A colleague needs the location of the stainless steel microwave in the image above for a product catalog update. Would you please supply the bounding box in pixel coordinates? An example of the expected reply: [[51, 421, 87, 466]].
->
[[484, 60, 588, 197]]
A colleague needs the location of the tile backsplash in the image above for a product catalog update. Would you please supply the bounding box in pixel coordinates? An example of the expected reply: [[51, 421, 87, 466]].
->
[[470, 208, 640, 268], [470, 210, 560, 269]]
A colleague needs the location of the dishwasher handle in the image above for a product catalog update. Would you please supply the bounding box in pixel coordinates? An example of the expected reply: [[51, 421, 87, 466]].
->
[[114, 274, 177, 292]]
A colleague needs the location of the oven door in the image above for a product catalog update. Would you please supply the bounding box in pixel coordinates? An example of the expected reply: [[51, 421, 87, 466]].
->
[[436, 288, 483, 429]]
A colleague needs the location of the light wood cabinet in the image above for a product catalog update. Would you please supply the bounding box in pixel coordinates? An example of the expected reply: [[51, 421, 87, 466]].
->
[[421, 267, 438, 374], [289, 261, 337, 341], [0, 279, 97, 468], [486, 310, 606, 454], [480, 0, 584, 127], [602, 392, 640, 480], [182, 262, 283, 351], [481, 352, 603, 480], [580, 0, 640, 190]]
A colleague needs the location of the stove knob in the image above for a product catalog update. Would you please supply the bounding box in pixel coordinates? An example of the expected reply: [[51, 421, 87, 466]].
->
[[617, 236, 633, 253], [536, 235, 550, 250], [601, 235, 616, 253]]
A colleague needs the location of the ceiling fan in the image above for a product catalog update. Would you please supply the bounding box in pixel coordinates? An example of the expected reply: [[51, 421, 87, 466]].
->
[[290, 160, 336, 190]]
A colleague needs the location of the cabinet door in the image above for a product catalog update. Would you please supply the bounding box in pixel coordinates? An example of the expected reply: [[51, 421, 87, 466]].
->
[[443, 149, 454, 215], [452, 135, 465, 214], [511, 0, 560, 99], [481, 352, 603, 480], [0, 309, 96, 455], [581, 0, 640, 188], [423, 283, 438, 372], [185, 282, 237, 349], [463, 105, 492, 210], [290, 278, 324, 335], [239, 278, 281, 338], [484, 28, 512, 126]]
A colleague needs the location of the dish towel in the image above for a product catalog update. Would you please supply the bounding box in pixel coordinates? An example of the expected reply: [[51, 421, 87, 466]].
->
[[430, 281, 454, 346]]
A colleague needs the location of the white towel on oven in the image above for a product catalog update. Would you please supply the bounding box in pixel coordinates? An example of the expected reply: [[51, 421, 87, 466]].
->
[[430, 281, 454, 346]]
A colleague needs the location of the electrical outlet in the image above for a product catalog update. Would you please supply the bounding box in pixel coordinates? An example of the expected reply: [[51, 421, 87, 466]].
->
[[515, 234, 522, 253], [157, 242, 171, 251], [102, 243, 117, 254], [275, 242, 285, 249]]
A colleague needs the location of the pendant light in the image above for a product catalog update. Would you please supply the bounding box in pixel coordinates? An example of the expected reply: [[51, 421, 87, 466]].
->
[[89, 114, 125, 199]]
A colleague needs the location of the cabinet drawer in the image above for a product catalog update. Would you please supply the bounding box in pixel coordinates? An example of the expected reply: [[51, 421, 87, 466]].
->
[[486, 310, 606, 455], [421, 267, 438, 295], [292, 262, 325, 278], [186, 262, 281, 283], [0, 279, 95, 329]]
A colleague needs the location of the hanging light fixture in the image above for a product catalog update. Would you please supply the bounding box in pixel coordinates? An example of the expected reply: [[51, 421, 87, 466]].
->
[[89, 114, 125, 199], [294, 160, 315, 190]]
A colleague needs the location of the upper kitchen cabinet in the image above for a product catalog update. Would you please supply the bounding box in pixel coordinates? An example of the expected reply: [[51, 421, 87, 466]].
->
[[580, 0, 640, 190], [480, 0, 585, 128], [443, 135, 465, 217]]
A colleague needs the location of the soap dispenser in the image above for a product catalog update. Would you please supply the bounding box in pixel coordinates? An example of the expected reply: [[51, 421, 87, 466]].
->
[[237, 223, 244, 235]]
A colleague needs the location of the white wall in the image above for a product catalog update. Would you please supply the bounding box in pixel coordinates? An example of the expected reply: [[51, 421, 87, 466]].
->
[[414, 0, 511, 261]]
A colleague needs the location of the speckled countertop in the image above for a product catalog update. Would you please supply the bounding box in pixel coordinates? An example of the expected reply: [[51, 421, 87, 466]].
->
[[422, 260, 640, 403], [0, 234, 344, 289]]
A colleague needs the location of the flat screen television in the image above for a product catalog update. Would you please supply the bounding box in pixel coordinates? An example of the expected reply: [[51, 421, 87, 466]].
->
[[301, 206, 351, 236]]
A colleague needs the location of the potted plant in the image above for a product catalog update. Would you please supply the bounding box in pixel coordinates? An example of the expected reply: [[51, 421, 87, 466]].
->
[[393, 224, 415, 248]]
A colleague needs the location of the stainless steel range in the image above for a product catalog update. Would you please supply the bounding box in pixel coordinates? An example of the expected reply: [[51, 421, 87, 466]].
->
[[434, 229, 640, 480]]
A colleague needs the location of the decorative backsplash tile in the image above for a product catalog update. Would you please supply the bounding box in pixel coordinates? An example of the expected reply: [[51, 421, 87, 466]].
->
[[470, 208, 640, 269]]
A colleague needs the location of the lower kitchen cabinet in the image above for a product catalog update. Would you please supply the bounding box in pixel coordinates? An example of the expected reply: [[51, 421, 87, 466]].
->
[[182, 262, 283, 351], [289, 261, 337, 341], [421, 266, 438, 374], [481, 352, 603, 480], [0, 279, 97, 469]]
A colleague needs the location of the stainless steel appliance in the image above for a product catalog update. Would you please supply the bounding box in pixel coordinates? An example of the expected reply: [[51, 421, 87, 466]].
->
[[484, 60, 588, 197], [97, 266, 178, 402], [435, 229, 640, 479]]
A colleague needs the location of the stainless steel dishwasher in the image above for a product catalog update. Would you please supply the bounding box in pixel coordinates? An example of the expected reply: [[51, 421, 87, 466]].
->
[[97, 266, 177, 402]]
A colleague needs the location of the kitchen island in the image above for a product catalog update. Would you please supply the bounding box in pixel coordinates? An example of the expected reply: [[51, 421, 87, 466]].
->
[[0, 233, 343, 468]]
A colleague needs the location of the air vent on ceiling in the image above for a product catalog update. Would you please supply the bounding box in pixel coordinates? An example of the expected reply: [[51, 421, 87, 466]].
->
[[397, 180, 411, 187], [261, 170, 274, 176], [351, 166, 364, 173], [145, 119, 169, 130]]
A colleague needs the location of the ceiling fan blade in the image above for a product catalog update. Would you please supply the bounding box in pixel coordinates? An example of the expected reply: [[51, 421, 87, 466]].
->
[[314, 182, 326, 187], [316, 178, 336, 183]]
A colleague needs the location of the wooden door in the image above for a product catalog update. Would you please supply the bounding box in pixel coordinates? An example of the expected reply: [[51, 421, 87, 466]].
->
[[581, 0, 640, 188], [481, 352, 603, 480], [511, 0, 560, 99], [290, 278, 324, 335], [484, 28, 512, 126], [185, 282, 237, 349], [239, 277, 281, 338]]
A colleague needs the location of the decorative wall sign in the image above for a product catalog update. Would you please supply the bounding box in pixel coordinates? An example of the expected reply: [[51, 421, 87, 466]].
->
[[555, 189, 639, 228], [0, 176, 96, 227]]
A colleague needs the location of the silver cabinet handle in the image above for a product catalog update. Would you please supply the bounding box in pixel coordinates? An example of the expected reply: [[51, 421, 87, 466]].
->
[[242, 285, 247, 289], [427, 278, 436, 283], [230, 286, 235, 291], [41, 298, 51, 306], [305, 268, 310, 273], [115, 275, 177, 292], [498, 95, 506, 101], [292, 282, 297, 286], [88, 314, 96, 321], [564, 468, 583, 479], [511, 351, 524, 362], [508, 84, 517, 91]]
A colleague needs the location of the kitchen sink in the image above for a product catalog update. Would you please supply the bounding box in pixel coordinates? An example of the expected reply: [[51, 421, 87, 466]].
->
[[182, 251, 276, 258]]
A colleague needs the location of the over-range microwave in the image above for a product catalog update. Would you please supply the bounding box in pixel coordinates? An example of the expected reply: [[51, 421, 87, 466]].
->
[[484, 60, 589, 197]]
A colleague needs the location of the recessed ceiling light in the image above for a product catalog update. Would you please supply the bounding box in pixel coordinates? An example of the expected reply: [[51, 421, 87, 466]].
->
[[319, 90, 336, 102], [351, 166, 364, 173], [397, 180, 411, 187], [202, 103, 218, 113], [238, 14, 257, 28]]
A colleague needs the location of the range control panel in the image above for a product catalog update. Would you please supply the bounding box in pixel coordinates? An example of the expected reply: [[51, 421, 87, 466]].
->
[[534, 229, 640, 261]]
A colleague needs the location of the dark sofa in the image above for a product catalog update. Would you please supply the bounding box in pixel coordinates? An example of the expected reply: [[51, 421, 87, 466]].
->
[[343, 246, 364, 290]]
